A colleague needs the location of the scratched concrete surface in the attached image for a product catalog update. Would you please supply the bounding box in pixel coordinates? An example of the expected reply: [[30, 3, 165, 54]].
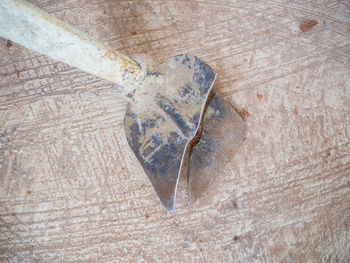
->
[[1, 0, 350, 262]]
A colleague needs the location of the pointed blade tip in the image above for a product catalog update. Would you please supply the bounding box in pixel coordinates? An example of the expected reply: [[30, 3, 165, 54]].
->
[[160, 197, 175, 211]]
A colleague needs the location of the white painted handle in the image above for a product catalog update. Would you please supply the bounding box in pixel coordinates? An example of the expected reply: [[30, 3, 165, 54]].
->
[[0, 0, 145, 91]]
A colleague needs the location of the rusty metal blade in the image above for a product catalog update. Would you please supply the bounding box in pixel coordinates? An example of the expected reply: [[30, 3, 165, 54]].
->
[[188, 93, 247, 204], [124, 54, 216, 210]]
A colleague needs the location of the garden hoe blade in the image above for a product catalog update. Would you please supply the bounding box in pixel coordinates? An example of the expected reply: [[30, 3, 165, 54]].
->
[[124, 54, 216, 210]]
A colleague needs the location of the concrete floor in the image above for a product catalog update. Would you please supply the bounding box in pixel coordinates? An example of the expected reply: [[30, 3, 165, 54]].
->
[[1, 0, 349, 262]]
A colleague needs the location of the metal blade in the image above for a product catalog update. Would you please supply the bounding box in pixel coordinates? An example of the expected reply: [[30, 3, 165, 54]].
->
[[124, 54, 216, 210], [188, 93, 247, 204]]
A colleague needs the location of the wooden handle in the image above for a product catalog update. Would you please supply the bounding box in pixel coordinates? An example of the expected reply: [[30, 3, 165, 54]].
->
[[0, 0, 145, 91]]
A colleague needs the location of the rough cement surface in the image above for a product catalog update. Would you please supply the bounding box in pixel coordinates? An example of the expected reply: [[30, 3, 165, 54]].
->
[[0, 0, 349, 262]]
